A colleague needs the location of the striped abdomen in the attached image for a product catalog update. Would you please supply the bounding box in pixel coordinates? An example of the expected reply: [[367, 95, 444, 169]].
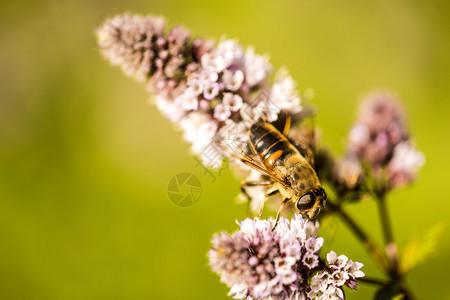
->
[[249, 122, 299, 169]]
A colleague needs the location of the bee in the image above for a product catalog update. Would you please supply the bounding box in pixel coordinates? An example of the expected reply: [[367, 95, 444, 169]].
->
[[219, 117, 326, 229]]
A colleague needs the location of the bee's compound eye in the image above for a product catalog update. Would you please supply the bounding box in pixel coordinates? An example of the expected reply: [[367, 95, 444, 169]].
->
[[296, 192, 316, 211]]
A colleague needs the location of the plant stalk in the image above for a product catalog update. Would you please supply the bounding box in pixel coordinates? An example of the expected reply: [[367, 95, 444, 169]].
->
[[358, 276, 389, 287], [376, 193, 399, 277]]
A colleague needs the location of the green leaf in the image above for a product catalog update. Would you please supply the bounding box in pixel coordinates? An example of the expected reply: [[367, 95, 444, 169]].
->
[[400, 222, 446, 274]]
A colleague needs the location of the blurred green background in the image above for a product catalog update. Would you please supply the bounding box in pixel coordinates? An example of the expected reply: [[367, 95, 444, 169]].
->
[[1, 0, 449, 299]]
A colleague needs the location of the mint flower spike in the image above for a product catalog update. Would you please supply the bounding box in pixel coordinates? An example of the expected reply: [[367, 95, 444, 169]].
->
[[96, 13, 305, 169], [96, 13, 165, 82], [346, 91, 424, 189], [208, 216, 364, 300]]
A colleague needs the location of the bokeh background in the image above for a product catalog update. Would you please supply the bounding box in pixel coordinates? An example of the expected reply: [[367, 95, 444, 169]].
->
[[1, 0, 449, 299]]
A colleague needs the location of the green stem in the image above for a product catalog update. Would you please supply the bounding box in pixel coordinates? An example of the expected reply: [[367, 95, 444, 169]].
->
[[376, 191, 416, 299], [358, 276, 389, 287], [377, 193, 399, 277]]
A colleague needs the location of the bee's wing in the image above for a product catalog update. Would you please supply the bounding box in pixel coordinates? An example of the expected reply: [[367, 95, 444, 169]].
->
[[289, 122, 317, 167], [292, 136, 315, 167], [214, 136, 286, 185]]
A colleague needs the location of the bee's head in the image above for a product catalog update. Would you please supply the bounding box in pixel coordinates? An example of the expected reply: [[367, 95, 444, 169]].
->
[[296, 186, 327, 219]]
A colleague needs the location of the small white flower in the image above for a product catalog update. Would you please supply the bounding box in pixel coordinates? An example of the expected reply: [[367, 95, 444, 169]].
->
[[239, 218, 258, 238], [214, 103, 232, 121], [330, 270, 349, 286], [327, 251, 348, 269], [203, 82, 220, 100], [174, 88, 199, 111], [270, 69, 302, 113], [255, 219, 272, 232], [309, 270, 346, 300], [253, 100, 280, 122], [268, 276, 284, 295], [248, 256, 259, 266], [153, 95, 184, 122], [274, 257, 294, 276], [201, 52, 228, 73], [217, 119, 249, 157], [199, 70, 219, 83], [280, 272, 297, 285], [187, 78, 204, 95], [179, 112, 217, 154], [348, 124, 369, 150], [202, 39, 243, 73], [280, 235, 301, 260], [228, 283, 248, 299], [239, 103, 258, 122], [387, 141, 425, 188], [305, 237, 324, 253], [219, 119, 248, 142], [323, 284, 344, 299], [272, 217, 291, 236], [222, 69, 244, 91], [253, 281, 270, 298], [324, 284, 337, 296], [345, 260, 365, 278], [304, 220, 320, 239], [222, 93, 244, 112], [216, 39, 243, 66], [310, 271, 330, 293], [288, 215, 307, 241], [243, 47, 271, 87], [302, 251, 319, 269]]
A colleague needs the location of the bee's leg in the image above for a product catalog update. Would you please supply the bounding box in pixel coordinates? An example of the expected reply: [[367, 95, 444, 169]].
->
[[272, 198, 291, 231], [241, 180, 273, 217], [257, 189, 281, 218], [283, 114, 292, 136]]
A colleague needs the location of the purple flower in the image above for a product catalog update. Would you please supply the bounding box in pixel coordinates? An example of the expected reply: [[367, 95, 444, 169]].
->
[[209, 216, 364, 300], [348, 92, 408, 167], [209, 216, 319, 299], [307, 251, 364, 300], [346, 91, 424, 189]]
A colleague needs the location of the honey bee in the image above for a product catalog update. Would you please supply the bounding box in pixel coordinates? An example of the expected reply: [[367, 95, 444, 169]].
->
[[219, 117, 326, 229]]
